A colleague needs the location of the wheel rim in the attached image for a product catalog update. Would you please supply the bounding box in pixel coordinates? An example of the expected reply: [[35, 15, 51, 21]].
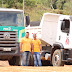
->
[[54, 54, 60, 65]]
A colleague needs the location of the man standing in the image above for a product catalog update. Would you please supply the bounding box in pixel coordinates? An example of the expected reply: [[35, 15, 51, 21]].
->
[[32, 33, 42, 66], [20, 32, 32, 66]]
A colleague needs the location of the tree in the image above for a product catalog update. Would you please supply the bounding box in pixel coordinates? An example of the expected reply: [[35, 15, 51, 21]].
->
[[56, 0, 69, 10]]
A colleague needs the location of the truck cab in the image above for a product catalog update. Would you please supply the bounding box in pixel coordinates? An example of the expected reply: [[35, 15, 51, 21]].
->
[[52, 15, 72, 66], [0, 8, 26, 66], [57, 15, 71, 48]]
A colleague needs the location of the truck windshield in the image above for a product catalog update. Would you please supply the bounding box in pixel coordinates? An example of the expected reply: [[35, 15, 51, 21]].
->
[[0, 12, 24, 26]]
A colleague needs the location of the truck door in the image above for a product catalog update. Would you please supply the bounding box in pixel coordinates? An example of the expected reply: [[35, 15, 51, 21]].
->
[[58, 19, 70, 48]]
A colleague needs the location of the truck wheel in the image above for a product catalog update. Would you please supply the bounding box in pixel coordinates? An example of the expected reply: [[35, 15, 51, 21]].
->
[[52, 49, 64, 66], [8, 56, 22, 66], [8, 57, 16, 66]]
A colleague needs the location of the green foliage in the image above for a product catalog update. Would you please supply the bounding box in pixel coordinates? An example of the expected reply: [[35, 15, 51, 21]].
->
[[25, 0, 36, 7], [18, 0, 23, 3], [63, 2, 72, 15], [39, 0, 50, 7], [0, 0, 14, 8], [56, 0, 66, 9], [15, 2, 23, 9], [0, 0, 72, 21]]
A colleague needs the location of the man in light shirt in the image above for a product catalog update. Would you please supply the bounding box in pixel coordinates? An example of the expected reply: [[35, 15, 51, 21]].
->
[[20, 32, 32, 66], [32, 33, 42, 66]]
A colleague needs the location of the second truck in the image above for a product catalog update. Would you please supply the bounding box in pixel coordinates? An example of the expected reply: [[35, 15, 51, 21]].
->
[[25, 13, 72, 66]]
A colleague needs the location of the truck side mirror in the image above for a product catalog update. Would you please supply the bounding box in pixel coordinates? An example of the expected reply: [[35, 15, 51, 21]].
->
[[26, 16, 30, 27]]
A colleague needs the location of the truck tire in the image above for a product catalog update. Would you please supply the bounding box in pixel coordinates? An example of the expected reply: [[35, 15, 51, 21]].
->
[[8, 56, 22, 66], [8, 57, 16, 66], [52, 49, 64, 66]]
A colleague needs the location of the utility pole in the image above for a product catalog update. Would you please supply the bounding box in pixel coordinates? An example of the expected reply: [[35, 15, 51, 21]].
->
[[23, 0, 25, 26], [23, 0, 24, 16]]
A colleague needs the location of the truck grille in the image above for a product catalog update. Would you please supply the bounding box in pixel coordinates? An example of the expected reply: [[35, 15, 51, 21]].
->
[[0, 31, 18, 53]]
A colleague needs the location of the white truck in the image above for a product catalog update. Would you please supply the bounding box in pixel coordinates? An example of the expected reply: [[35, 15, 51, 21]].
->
[[25, 13, 72, 66]]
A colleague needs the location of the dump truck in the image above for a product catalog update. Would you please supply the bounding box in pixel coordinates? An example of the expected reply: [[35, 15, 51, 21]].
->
[[25, 13, 72, 66], [0, 8, 30, 66]]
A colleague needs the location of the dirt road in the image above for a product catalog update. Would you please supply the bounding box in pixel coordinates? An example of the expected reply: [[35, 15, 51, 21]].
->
[[0, 61, 72, 72]]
